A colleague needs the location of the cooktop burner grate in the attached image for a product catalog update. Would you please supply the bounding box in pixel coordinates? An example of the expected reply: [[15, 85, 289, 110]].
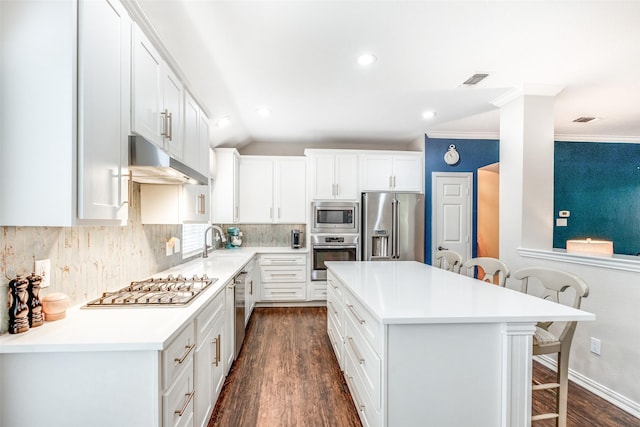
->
[[84, 274, 217, 308]]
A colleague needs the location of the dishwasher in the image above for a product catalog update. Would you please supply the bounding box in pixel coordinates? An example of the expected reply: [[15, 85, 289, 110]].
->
[[232, 271, 247, 359]]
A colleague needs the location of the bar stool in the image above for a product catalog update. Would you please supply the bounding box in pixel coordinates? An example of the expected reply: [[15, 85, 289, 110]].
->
[[513, 267, 590, 427], [462, 257, 510, 286], [434, 249, 463, 273]]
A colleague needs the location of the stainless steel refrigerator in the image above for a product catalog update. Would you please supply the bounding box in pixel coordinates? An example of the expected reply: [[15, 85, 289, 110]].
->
[[361, 192, 425, 262]]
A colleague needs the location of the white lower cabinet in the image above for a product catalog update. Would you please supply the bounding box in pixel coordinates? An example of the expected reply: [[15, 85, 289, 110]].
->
[[195, 291, 225, 427], [245, 256, 257, 325], [259, 254, 307, 301], [328, 271, 382, 427], [162, 323, 196, 427], [224, 278, 236, 373]]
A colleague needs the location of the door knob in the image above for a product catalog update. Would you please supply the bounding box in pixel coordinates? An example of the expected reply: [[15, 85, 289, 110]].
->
[[437, 246, 448, 251]]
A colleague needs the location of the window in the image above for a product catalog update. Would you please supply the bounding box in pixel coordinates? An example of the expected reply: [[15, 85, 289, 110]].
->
[[182, 223, 207, 258]]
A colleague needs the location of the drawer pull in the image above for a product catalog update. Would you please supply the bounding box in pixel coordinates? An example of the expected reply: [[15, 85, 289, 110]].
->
[[174, 389, 195, 416], [271, 291, 297, 294], [327, 300, 338, 314], [347, 336, 365, 364], [266, 258, 298, 263], [346, 374, 366, 412], [174, 343, 195, 364], [347, 304, 366, 325], [269, 273, 297, 277]]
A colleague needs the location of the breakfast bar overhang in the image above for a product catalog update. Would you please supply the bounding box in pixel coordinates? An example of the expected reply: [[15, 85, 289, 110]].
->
[[325, 261, 595, 427]]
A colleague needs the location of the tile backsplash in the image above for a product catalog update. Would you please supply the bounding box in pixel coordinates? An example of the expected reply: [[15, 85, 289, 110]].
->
[[1, 182, 307, 333], [0, 183, 185, 333]]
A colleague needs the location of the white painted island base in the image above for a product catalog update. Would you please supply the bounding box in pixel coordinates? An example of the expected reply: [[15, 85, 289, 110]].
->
[[325, 261, 594, 427]]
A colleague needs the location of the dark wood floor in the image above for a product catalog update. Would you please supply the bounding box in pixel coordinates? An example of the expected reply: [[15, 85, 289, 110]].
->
[[209, 307, 639, 427], [208, 307, 362, 427]]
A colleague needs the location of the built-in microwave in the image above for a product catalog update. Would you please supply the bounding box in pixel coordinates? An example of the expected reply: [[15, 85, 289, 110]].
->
[[311, 201, 358, 234]]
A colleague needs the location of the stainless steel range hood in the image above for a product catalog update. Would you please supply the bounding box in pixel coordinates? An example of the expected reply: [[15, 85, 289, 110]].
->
[[129, 135, 207, 185]]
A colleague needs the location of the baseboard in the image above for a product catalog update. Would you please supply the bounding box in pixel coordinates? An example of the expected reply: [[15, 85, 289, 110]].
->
[[535, 355, 640, 419], [255, 301, 326, 308]]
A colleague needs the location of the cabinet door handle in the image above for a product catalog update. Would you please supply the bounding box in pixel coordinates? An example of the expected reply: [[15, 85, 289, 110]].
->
[[213, 334, 221, 366], [335, 183, 339, 196], [278, 207, 281, 219], [167, 111, 173, 141], [250, 280, 253, 295], [346, 375, 365, 412], [347, 336, 365, 364], [197, 194, 205, 215], [269, 207, 273, 219], [174, 390, 195, 416], [160, 109, 169, 138], [327, 300, 338, 315], [174, 343, 195, 364], [347, 304, 366, 325]]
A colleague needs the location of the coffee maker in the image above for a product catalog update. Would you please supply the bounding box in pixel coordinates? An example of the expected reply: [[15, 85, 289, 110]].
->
[[226, 227, 242, 249], [291, 229, 303, 249]]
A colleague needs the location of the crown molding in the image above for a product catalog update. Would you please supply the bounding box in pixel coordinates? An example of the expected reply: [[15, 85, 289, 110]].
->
[[554, 134, 640, 143], [491, 84, 565, 107], [425, 131, 500, 140]]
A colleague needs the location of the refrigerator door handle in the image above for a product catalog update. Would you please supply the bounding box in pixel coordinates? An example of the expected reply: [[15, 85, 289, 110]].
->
[[391, 198, 399, 259]]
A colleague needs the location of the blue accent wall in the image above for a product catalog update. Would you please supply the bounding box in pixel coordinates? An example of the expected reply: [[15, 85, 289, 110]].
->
[[553, 141, 640, 255], [424, 136, 500, 264]]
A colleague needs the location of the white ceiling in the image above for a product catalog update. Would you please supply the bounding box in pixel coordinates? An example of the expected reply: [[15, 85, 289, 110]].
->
[[135, 0, 640, 149]]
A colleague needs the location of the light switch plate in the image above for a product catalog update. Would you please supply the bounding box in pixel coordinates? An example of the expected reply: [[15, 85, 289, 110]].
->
[[35, 259, 51, 288], [556, 218, 568, 227]]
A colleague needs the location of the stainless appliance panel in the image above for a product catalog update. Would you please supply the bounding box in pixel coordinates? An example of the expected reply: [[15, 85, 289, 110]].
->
[[311, 201, 358, 234], [233, 271, 247, 359], [310, 234, 359, 281], [362, 192, 424, 262]]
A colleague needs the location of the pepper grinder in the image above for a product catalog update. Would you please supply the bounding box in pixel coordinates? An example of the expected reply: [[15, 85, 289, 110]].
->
[[8, 276, 30, 334], [27, 273, 44, 328]]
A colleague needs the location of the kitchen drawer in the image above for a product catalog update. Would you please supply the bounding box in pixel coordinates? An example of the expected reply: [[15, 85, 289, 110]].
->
[[260, 254, 306, 266], [344, 307, 382, 409], [260, 265, 306, 282], [163, 322, 196, 390], [309, 283, 327, 300], [326, 287, 343, 333], [343, 289, 382, 355], [343, 341, 381, 427], [195, 290, 224, 344], [163, 357, 195, 427], [260, 285, 305, 301]]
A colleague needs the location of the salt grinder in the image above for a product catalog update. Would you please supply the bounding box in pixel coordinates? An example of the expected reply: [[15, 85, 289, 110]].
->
[[27, 273, 44, 328]]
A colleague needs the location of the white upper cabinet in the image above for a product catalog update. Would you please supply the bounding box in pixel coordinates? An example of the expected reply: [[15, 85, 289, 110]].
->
[[238, 157, 306, 223], [131, 24, 163, 147], [238, 157, 274, 223], [306, 151, 359, 200], [131, 23, 183, 157], [210, 148, 240, 224], [183, 91, 211, 177], [78, 0, 130, 222], [140, 184, 209, 224], [162, 67, 183, 159], [0, 0, 129, 226], [360, 152, 424, 193]]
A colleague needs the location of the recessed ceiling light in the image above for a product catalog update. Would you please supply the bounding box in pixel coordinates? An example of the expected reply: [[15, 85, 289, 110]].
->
[[357, 53, 377, 66], [215, 115, 230, 128], [422, 111, 437, 120], [256, 107, 271, 117]]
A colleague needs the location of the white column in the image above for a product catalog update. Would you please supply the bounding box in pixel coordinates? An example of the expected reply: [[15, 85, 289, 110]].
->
[[494, 86, 562, 258], [501, 322, 537, 427]]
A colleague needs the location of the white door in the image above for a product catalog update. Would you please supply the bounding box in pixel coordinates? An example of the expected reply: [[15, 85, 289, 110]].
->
[[432, 173, 472, 263]]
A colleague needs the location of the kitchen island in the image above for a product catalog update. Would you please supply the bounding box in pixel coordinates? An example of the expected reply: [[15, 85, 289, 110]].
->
[[325, 261, 595, 427], [0, 247, 306, 427]]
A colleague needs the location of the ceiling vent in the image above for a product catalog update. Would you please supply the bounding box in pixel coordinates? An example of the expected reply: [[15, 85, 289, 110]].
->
[[573, 116, 597, 123], [461, 73, 489, 86]]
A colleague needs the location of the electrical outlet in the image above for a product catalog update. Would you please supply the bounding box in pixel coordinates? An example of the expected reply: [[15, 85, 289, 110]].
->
[[165, 241, 174, 256], [34, 259, 51, 288], [590, 337, 601, 355]]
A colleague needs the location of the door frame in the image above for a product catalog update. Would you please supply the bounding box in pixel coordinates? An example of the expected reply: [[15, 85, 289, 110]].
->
[[431, 172, 473, 264]]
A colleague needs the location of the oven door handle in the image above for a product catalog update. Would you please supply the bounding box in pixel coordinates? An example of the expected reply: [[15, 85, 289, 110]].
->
[[312, 245, 358, 250]]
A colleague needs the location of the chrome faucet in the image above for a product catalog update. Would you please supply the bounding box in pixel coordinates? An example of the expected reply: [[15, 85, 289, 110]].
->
[[203, 225, 227, 258]]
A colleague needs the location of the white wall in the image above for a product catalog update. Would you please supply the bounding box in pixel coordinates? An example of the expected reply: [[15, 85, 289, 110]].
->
[[498, 92, 640, 416]]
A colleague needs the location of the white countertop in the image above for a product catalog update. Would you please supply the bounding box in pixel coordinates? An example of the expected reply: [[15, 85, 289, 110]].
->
[[326, 261, 595, 325], [0, 247, 307, 354]]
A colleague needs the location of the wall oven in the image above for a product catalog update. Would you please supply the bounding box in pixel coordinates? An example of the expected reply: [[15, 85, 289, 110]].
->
[[311, 234, 360, 281], [311, 201, 358, 234]]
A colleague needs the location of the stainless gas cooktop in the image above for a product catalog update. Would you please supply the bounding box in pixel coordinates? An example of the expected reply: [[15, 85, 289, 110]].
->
[[84, 274, 217, 308]]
